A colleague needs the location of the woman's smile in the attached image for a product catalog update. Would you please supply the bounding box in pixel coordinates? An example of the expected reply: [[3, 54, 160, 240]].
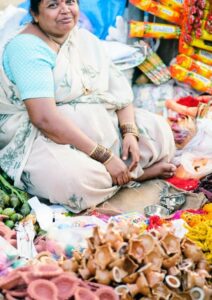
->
[[58, 17, 73, 24]]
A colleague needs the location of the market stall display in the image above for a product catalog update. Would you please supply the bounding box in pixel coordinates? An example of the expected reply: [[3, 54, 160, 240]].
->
[[129, 0, 212, 94], [0, 1, 212, 299]]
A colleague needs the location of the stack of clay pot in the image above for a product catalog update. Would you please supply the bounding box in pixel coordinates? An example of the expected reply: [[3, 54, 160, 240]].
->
[[61, 223, 212, 300], [0, 254, 118, 300]]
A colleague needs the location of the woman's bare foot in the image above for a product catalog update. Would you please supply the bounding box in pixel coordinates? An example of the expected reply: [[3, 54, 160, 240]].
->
[[136, 162, 176, 182]]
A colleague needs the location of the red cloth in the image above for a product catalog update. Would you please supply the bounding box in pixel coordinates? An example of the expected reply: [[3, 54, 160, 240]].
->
[[166, 176, 199, 191], [177, 96, 199, 107]]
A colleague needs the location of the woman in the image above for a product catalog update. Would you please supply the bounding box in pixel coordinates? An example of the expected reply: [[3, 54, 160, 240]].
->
[[0, 0, 176, 212]]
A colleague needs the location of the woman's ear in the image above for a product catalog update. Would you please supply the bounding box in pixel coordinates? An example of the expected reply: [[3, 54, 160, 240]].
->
[[30, 10, 38, 23]]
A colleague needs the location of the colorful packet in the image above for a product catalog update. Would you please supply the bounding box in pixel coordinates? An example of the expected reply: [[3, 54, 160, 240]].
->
[[191, 37, 212, 52], [138, 62, 161, 85], [109, 212, 146, 225], [129, 21, 181, 39], [179, 37, 212, 66], [147, 52, 171, 78], [170, 64, 212, 93], [159, 0, 183, 12], [129, 0, 182, 25], [176, 54, 212, 78]]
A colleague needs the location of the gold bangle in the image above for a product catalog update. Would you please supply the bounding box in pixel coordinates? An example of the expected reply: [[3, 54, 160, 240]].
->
[[103, 153, 114, 165], [120, 123, 139, 140], [89, 144, 112, 164], [89, 144, 98, 157]]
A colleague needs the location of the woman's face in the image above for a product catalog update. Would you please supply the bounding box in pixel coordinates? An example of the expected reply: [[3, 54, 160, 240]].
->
[[35, 0, 79, 37]]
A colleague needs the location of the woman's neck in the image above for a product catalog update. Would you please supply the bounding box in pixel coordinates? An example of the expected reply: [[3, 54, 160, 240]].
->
[[37, 24, 66, 48]]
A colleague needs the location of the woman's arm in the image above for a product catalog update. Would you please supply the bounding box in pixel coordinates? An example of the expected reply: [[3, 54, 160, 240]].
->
[[116, 103, 136, 125], [25, 98, 96, 155], [116, 104, 140, 172], [25, 98, 131, 185]]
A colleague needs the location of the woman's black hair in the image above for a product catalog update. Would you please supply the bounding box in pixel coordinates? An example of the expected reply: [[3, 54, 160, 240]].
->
[[30, 0, 79, 14], [30, 0, 42, 15]]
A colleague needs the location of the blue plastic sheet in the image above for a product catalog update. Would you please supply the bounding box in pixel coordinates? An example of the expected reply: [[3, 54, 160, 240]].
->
[[79, 0, 127, 39], [18, 0, 127, 39]]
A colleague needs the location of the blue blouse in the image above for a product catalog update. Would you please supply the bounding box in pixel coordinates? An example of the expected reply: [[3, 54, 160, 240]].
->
[[3, 34, 57, 100]]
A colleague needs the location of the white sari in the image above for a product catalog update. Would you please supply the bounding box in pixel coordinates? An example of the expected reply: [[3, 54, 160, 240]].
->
[[0, 22, 175, 212]]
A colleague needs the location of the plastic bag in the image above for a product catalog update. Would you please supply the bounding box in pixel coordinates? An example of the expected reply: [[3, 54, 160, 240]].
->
[[176, 152, 212, 179], [47, 216, 107, 250], [79, 0, 127, 39]]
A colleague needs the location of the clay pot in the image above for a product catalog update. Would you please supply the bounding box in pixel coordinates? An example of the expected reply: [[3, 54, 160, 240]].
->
[[165, 275, 181, 289], [115, 284, 129, 296], [127, 273, 150, 297], [86, 256, 96, 275], [95, 268, 113, 285], [6, 289, 27, 298], [78, 267, 92, 280], [0, 271, 24, 290], [129, 240, 145, 263], [109, 257, 125, 269], [162, 252, 181, 269], [186, 270, 205, 289], [122, 272, 139, 284], [122, 255, 138, 274], [112, 266, 128, 283], [72, 251, 82, 262], [181, 239, 203, 262], [189, 287, 205, 300], [95, 286, 119, 300], [93, 226, 104, 246], [61, 258, 79, 272], [161, 232, 181, 255], [32, 263, 63, 278], [117, 242, 128, 256], [74, 287, 98, 300], [94, 244, 115, 269], [138, 233, 156, 255], [144, 249, 163, 272], [52, 274, 78, 299], [27, 279, 58, 300], [104, 227, 124, 251], [152, 283, 172, 299], [145, 271, 165, 288]]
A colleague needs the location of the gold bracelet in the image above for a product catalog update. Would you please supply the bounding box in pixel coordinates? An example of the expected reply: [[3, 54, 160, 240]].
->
[[120, 123, 140, 140], [103, 153, 114, 165], [90, 144, 113, 164], [89, 144, 98, 157]]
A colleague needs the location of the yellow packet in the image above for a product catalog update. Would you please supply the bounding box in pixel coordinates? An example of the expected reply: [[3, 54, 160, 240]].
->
[[129, 0, 182, 25], [170, 64, 212, 93], [192, 49, 212, 67], [179, 37, 212, 66], [176, 54, 212, 78], [191, 38, 212, 52], [129, 21, 181, 39], [159, 0, 183, 12]]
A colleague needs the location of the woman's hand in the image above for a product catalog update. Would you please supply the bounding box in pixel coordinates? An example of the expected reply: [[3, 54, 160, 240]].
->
[[104, 155, 131, 186], [122, 134, 140, 172]]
